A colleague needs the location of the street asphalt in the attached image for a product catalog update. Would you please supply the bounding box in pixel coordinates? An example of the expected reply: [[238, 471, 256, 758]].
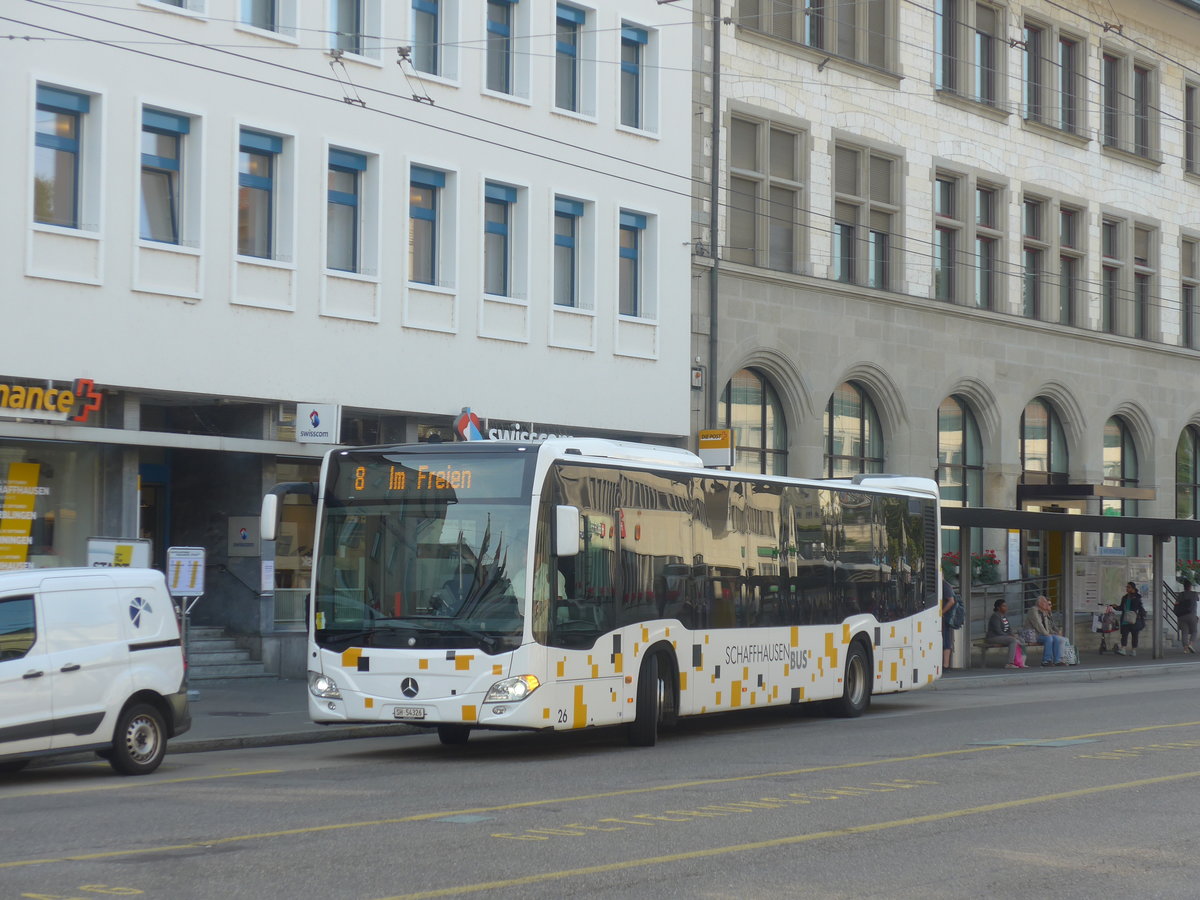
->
[[171, 647, 1200, 754]]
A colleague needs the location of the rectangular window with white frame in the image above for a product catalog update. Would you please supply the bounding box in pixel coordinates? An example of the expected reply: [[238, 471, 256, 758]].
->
[[330, 0, 379, 58], [618, 210, 647, 317], [728, 111, 805, 272], [553, 197, 583, 307], [412, 0, 440, 74], [34, 85, 90, 230], [737, 1, 893, 70], [140, 108, 189, 245], [238, 129, 282, 259], [935, 0, 1003, 107], [620, 25, 646, 129], [486, 0, 523, 95], [242, 0, 276, 31], [555, 4, 584, 112], [1022, 20, 1085, 137], [327, 149, 366, 273], [834, 143, 898, 290], [484, 182, 516, 296], [1101, 50, 1157, 160], [409, 165, 445, 285]]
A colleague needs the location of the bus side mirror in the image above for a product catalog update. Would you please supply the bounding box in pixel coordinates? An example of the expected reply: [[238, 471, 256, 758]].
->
[[261, 494, 280, 542], [554, 506, 580, 557]]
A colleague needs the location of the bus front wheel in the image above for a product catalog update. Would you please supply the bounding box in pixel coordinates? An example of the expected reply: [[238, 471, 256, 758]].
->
[[828, 642, 871, 718], [628, 654, 674, 747]]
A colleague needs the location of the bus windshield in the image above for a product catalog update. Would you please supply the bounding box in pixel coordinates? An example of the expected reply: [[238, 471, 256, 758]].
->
[[314, 450, 533, 655]]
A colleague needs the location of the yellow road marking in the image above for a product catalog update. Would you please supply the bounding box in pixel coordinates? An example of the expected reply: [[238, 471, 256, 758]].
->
[[5, 718, 1200, 869], [373, 770, 1200, 900], [0, 769, 283, 800]]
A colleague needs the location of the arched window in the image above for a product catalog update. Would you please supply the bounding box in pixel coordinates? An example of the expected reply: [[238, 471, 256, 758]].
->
[[1177, 427, 1200, 567], [937, 395, 983, 570], [1102, 416, 1139, 553], [937, 396, 983, 506], [720, 368, 787, 475], [1019, 398, 1069, 585], [1020, 398, 1068, 484], [824, 382, 884, 477]]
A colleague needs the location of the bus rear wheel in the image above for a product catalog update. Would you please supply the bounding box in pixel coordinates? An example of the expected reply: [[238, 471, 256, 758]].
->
[[828, 642, 871, 718], [437, 724, 471, 745], [628, 654, 674, 747]]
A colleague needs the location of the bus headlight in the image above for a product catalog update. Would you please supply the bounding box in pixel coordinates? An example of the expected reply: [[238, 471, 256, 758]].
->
[[308, 671, 342, 699], [484, 674, 541, 703]]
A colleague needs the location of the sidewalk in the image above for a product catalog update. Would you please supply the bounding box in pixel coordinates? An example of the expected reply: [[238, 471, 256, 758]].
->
[[170, 648, 1200, 754]]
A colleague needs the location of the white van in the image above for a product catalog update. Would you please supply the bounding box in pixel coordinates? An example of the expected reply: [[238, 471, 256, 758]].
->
[[0, 567, 190, 775]]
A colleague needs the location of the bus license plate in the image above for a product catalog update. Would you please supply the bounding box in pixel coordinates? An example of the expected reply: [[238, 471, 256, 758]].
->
[[393, 706, 426, 720]]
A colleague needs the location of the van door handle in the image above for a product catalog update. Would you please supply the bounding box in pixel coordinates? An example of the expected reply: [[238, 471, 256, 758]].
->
[[22, 670, 45, 679], [60, 664, 81, 672]]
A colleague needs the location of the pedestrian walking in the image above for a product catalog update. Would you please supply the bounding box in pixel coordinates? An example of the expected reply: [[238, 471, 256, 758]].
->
[[1175, 578, 1199, 653]]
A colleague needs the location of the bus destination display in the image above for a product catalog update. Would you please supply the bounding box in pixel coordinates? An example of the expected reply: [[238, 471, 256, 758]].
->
[[333, 454, 529, 502]]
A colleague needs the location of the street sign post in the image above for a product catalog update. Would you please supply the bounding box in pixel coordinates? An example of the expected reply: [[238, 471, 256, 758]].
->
[[166, 546, 206, 697]]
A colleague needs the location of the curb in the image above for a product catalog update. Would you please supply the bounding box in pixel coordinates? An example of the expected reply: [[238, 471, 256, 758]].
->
[[170, 723, 424, 754], [933, 660, 1200, 691]]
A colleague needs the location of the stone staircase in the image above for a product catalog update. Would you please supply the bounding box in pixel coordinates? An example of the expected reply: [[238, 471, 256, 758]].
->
[[184, 625, 270, 680]]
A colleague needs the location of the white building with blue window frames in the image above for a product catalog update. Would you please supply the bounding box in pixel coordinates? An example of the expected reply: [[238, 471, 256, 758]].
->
[[2, 0, 693, 677]]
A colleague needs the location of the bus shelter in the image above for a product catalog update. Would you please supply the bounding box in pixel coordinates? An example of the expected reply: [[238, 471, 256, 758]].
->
[[941, 506, 1200, 661]]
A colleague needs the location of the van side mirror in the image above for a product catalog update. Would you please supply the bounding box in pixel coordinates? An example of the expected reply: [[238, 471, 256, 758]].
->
[[553, 506, 580, 557]]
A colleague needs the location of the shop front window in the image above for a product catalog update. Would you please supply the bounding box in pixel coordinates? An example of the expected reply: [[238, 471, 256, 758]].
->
[[271, 459, 319, 628], [0, 442, 104, 569]]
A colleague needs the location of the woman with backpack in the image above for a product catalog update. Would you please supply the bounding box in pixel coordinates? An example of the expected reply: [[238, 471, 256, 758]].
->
[[941, 578, 961, 669]]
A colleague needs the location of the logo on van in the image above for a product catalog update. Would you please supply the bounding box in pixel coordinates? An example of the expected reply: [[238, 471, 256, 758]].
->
[[129, 595, 153, 628]]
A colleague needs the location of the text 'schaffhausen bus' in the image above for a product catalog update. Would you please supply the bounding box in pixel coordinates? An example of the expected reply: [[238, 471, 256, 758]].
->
[[262, 438, 942, 746]]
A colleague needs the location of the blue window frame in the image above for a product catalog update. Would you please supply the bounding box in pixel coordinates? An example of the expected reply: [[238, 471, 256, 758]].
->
[[484, 182, 516, 296], [34, 86, 89, 229], [141, 109, 189, 244], [620, 26, 647, 128], [554, 197, 582, 307], [555, 4, 584, 111], [410, 165, 444, 284], [242, 0, 276, 30], [619, 210, 645, 316], [239, 130, 281, 259], [413, 0, 439, 74], [486, 0, 514, 93], [328, 149, 365, 272]]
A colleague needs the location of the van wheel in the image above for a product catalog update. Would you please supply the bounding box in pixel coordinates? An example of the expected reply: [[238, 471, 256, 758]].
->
[[437, 725, 471, 745], [109, 704, 167, 775], [628, 654, 673, 747], [828, 642, 871, 718]]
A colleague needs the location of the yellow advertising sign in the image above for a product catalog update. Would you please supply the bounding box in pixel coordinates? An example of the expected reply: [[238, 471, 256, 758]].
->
[[0, 462, 41, 570]]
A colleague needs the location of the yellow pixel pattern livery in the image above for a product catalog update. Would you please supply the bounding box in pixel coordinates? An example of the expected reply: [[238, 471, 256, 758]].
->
[[292, 439, 942, 745]]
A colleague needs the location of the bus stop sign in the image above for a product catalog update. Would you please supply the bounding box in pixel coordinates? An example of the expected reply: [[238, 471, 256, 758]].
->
[[166, 546, 206, 597]]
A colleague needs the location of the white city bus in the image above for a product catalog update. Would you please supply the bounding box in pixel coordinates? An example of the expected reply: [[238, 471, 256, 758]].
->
[[262, 438, 942, 746]]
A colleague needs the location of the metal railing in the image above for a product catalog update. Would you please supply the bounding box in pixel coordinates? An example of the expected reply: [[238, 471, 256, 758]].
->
[[965, 575, 1061, 643]]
